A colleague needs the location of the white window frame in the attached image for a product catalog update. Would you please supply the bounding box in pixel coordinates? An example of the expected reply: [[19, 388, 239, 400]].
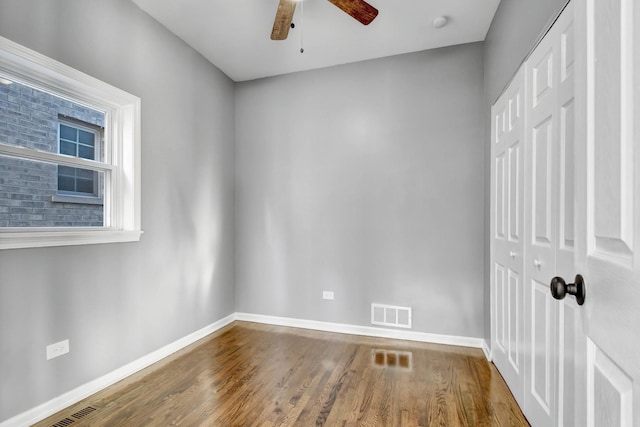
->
[[0, 35, 142, 249]]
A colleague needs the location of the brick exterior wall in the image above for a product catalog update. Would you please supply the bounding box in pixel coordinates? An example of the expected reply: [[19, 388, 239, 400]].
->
[[0, 80, 105, 227]]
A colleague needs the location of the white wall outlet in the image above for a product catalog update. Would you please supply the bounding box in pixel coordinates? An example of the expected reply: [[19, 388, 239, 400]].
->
[[322, 291, 334, 300], [46, 339, 69, 360]]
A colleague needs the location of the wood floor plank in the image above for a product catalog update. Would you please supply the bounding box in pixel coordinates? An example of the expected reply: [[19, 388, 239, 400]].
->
[[33, 321, 529, 427]]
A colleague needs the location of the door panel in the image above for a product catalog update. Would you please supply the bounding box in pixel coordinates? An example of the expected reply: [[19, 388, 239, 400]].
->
[[555, 8, 586, 426], [508, 269, 521, 371], [561, 21, 576, 80], [496, 154, 506, 240], [524, 4, 584, 426], [495, 263, 506, 351], [575, 0, 640, 424], [533, 50, 554, 107], [590, 0, 634, 261], [531, 279, 554, 415], [509, 142, 522, 242], [525, 21, 559, 425], [559, 302, 583, 427], [560, 99, 575, 249], [588, 340, 633, 427], [491, 67, 525, 407], [532, 117, 554, 246]]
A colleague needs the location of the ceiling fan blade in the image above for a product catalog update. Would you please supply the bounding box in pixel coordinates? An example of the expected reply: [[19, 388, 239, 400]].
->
[[271, 0, 297, 40], [327, 0, 378, 25]]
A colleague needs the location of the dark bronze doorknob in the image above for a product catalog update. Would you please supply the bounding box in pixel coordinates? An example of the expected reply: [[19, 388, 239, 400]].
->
[[550, 274, 586, 305]]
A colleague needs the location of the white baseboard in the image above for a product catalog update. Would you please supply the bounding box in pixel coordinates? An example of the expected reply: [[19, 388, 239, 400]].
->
[[0, 314, 235, 427], [234, 312, 485, 349], [482, 340, 492, 361]]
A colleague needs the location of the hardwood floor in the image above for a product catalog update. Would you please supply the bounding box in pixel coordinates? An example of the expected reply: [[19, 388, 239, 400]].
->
[[34, 322, 529, 426]]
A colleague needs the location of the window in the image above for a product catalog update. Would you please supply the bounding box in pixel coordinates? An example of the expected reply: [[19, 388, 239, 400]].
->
[[0, 35, 142, 249], [57, 121, 103, 199]]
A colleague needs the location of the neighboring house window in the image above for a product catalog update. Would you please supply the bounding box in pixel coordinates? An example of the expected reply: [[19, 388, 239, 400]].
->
[[0, 35, 142, 249], [57, 121, 102, 197]]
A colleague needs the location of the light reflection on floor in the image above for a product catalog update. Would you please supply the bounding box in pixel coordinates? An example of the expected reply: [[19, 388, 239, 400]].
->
[[372, 348, 413, 370]]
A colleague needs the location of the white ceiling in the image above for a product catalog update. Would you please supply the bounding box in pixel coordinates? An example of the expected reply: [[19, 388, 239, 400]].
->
[[131, 0, 501, 82]]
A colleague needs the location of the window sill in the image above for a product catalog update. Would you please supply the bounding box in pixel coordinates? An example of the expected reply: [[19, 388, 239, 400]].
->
[[0, 229, 143, 250], [51, 194, 104, 205]]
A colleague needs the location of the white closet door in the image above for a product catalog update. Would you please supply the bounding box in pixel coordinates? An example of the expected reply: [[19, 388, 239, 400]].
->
[[555, 3, 586, 427], [575, 0, 640, 425], [554, 4, 587, 426], [491, 67, 525, 407], [524, 12, 560, 425], [523, 3, 587, 426]]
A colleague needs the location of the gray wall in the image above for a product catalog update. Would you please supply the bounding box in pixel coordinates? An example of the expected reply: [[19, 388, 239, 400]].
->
[[235, 43, 485, 338], [0, 0, 236, 421], [482, 0, 569, 343], [484, 0, 569, 104]]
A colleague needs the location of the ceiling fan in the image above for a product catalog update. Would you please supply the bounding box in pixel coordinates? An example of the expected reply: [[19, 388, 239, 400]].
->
[[271, 0, 378, 40]]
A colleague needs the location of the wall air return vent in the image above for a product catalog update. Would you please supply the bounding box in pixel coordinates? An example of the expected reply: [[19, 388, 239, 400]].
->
[[371, 303, 412, 329]]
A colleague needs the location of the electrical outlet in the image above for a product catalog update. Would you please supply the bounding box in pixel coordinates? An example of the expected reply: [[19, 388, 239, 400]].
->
[[46, 339, 69, 360], [322, 291, 334, 300]]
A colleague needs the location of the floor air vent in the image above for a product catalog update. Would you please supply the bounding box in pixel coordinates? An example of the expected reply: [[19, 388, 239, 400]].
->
[[71, 406, 97, 419], [50, 406, 98, 427], [50, 419, 74, 427], [371, 303, 412, 328]]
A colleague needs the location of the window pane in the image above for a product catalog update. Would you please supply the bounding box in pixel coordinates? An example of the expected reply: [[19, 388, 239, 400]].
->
[[75, 178, 94, 194], [58, 166, 96, 195], [60, 140, 77, 156], [58, 174, 75, 192], [58, 165, 75, 176], [78, 145, 94, 159], [59, 124, 77, 141], [76, 168, 94, 180], [0, 78, 104, 154], [78, 129, 94, 146], [0, 155, 104, 227]]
